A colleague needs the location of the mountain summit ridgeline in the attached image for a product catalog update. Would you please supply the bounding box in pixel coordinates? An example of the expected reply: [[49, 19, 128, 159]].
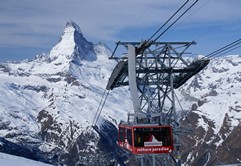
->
[[49, 20, 96, 63]]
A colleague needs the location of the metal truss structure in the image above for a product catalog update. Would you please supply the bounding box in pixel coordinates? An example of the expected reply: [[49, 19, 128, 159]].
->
[[107, 41, 209, 166]]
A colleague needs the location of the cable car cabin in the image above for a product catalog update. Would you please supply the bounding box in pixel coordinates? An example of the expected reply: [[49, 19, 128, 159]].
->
[[118, 124, 174, 155]]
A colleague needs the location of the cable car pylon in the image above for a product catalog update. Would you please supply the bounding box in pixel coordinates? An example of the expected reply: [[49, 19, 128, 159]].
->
[[106, 41, 209, 166], [104, 1, 209, 165]]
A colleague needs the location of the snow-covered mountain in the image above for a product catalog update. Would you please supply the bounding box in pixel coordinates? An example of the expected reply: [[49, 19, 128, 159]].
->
[[177, 55, 241, 165], [0, 20, 241, 166], [0, 20, 133, 165]]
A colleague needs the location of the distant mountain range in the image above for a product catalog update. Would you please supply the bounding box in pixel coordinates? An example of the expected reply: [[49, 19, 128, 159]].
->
[[0, 20, 240, 166], [178, 55, 241, 165]]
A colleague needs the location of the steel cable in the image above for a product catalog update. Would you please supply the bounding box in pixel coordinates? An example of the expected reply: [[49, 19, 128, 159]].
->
[[94, 90, 110, 126], [153, 0, 199, 43], [92, 89, 107, 126], [147, 0, 190, 43], [205, 39, 241, 59]]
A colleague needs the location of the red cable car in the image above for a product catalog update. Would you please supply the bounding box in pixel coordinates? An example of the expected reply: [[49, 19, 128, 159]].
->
[[118, 124, 174, 155]]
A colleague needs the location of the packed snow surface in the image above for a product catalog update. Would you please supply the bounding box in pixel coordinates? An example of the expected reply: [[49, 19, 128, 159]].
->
[[0, 153, 53, 166]]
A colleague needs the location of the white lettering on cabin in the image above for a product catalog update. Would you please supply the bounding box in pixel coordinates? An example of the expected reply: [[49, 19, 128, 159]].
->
[[137, 148, 152, 152], [136, 147, 170, 153], [144, 142, 162, 147], [151, 147, 170, 152]]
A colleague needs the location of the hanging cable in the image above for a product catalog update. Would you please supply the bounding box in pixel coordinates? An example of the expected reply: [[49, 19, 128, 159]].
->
[[205, 39, 241, 59], [92, 90, 110, 127], [136, 0, 198, 54], [206, 39, 241, 58], [92, 89, 107, 126], [147, 0, 190, 43], [92, 90, 105, 126], [218, 44, 241, 57], [152, 0, 198, 43], [94, 90, 110, 126]]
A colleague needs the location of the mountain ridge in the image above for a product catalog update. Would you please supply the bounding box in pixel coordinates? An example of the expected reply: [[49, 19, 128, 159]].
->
[[49, 20, 96, 63]]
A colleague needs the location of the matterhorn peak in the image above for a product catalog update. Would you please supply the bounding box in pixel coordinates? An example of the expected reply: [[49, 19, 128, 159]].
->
[[66, 20, 82, 33], [48, 20, 96, 63]]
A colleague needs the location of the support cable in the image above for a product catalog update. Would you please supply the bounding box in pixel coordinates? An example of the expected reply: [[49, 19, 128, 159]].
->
[[218, 44, 241, 57], [93, 90, 110, 127], [136, 0, 198, 54], [205, 39, 241, 59], [147, 0, 190, 43], [92, 89, 107, 126], [92, 90, 110, 127], [153, 0, 198, 43]]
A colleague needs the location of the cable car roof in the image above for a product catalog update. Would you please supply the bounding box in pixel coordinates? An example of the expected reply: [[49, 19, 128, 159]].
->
[[119, 123, 172, 127]]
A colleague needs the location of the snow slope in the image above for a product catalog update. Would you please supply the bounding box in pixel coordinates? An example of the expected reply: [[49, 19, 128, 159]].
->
[[0, 152, 53, 166]]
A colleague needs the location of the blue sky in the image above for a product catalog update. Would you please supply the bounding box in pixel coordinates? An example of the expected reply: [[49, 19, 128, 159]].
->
[[0, 0, 241, 62]]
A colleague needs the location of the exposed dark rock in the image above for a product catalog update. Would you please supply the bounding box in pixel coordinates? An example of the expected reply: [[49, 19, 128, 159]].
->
[[0, 120, 11, 130], [191, 103, 198, 110], [212, 67, 229, 73], [64, 74, 80, 86], [216, 125, 241, 164], [38, 110, 54, 133], [0, 64, 10, 73], [180, 110, 241, 166], [96, 120, 132, 165], [198, 99, 207, 106], [46, 77, 62, 83], [23, 85, 48, 93]]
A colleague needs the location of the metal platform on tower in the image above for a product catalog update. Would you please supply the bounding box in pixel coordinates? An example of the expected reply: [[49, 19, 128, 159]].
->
[[106, 42, 209, 91]]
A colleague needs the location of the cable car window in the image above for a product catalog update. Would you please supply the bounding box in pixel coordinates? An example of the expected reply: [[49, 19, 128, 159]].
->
[[126, 129, 132, 146], [119, 127, 124, 142], [134, 129, 143, 147], [143, 128, 151, 131], [134, 127, 172, 147], [160, 127, 172, 146]]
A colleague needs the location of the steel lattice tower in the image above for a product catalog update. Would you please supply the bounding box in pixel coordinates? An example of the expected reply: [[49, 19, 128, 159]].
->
[[107, 41, 209, 166]]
